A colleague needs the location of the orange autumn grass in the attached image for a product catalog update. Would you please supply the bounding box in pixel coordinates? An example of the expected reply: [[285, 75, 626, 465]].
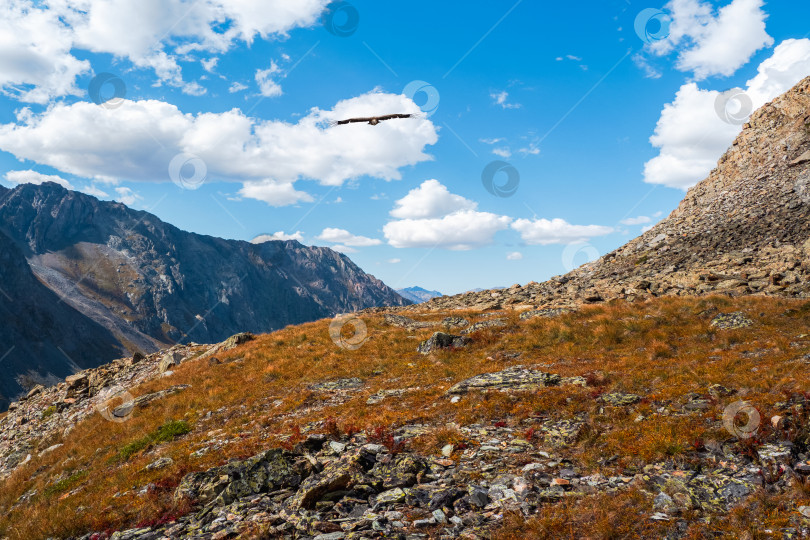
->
[[0, 295, 809, 538]]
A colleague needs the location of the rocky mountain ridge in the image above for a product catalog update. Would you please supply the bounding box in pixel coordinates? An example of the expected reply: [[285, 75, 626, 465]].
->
[[0, 182, 408, 409], [406, 76, 810, 313]]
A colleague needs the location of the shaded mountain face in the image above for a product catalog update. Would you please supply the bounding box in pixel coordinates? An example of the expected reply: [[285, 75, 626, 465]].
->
[[415, 76, 810, 312], [396, 286, 443, 304], [0, 183, 408, 406], [0, 229, 124, 410]]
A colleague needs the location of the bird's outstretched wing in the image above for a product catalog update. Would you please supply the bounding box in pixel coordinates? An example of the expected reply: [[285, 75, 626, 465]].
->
[[331, 113, 419, 127], [335, 117, 375, 125]]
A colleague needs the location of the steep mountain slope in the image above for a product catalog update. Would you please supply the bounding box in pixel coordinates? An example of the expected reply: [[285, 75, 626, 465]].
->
[[414, 75, 810, 312], [0, 183, 408, 405], [396, 286, 443, 303], [0, 229, 124, 410]]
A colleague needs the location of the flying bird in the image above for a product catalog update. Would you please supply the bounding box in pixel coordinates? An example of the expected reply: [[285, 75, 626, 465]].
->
[[332, 113, 418, 127]]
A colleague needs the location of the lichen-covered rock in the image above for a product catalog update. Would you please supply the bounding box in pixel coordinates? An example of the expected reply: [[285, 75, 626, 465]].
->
[[417, 332, 471, 354], [710, 312, 754, 330], [447, 366, 561, 394], [383, 314, 434, 329], [370, 454, 429, 489], [286, 449, 375, 510], [174, 448, 308, 506], [541, 417, 585, 447], [309, 378, 364, 392], [599, 392, 641, 406], [441, 316, 469, 329], [519, 308, 571, 320], [461, 318, 507, 335]]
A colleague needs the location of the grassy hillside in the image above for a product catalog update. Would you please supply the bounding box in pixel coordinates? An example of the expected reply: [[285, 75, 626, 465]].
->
[[2, 295, 810, 538]]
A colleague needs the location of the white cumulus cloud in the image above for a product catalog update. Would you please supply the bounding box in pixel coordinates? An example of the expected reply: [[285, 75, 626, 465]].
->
[[4, 169, 73, 189], [0, 0, 331, 102], [0, 90, 438, 206], [511, 218, 613, 245], [389, 179, 476, 219], [317, 228, 382, 247], [384, 210, 512, 250], [647, 0, 773, 80], [251, 231, 304, 243], [644, 39, 810, 190]]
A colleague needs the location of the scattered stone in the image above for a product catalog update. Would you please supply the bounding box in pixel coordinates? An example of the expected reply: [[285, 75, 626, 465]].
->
[[417, 332, 471, 355], [448, 366, 561, 394], [143, 457, 174, 472], [519, 308, 571, 320], [461, 318, 507, 335], [309, 378, 364, 392], [710, 312, 753, 330], [441, 316, 469, 329], [599, 392, 641, 406]]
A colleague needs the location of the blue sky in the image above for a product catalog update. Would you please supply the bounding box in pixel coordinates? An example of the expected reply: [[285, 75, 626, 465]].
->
[[0, 0, 809, 294]]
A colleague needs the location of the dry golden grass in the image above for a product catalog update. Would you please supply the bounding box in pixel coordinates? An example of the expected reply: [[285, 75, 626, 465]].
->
[[1, 295, 809, 538]]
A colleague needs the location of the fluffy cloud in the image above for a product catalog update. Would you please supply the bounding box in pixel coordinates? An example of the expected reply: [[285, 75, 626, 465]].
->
[[113, 186, 142, 206], [0, 0, 331, 102], [384, 180, 511, 250], [4, 169, 73, 189], [389, 179, 476, 219], [0, 2, 90, 103], [620, 215, 652, 226], [0, 91, 438, 205], [511, 218, 613, 245], [317, 228, 382, 247], [251, 231, 304, 243], [647, 0, 773, 80], [256, 62, 283, 97], [644, 39, 810, 189], [384, 210, 512, 250], [506, 251, 523, 260], [491, 91, 521, 109]]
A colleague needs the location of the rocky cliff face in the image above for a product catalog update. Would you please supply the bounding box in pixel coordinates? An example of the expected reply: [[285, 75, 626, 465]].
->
[[0, 229, 124, 410], [0, 183, 408, 407], [413, 76, 810, 312]]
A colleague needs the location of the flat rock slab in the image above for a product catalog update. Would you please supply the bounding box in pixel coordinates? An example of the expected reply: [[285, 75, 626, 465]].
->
[[599, 392, 642, 406], [519, 308, 572, 320], [309, 378, 364, 392], [384, 314, 436, 329], [710, 312, 753, 329], [447, 366, 561, 394], [461, 319, 507, 335]]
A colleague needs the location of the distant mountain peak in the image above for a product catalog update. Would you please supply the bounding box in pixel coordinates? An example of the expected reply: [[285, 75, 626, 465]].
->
[[396, 286, 443, 304]]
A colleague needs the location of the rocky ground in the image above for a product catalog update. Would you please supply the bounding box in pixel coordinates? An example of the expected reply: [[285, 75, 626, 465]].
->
[[390, 77, 810, 314], [2, 297, 810, 539]]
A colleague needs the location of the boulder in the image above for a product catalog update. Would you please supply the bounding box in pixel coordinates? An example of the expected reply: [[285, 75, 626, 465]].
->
[[417, 332, 471, 355]]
